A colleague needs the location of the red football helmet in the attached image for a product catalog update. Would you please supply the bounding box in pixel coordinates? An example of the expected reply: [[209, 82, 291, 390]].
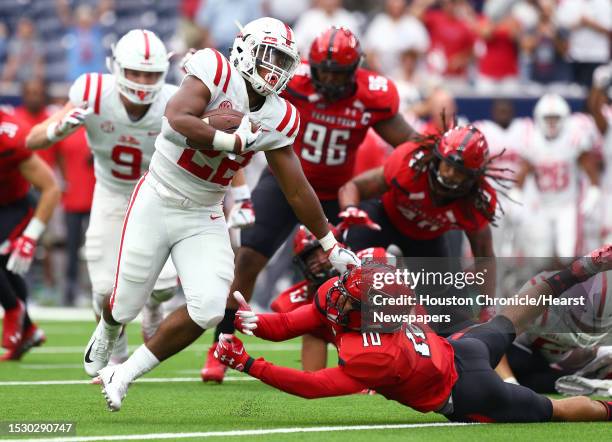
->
[[308, 26, 362, 100], [293, 224, 338, 286], [429, 125, 489, 198], [324, 263, 408, 331]]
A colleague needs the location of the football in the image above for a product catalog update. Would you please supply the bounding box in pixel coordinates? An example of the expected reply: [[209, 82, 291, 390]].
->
[[201, 108, 244, 133]]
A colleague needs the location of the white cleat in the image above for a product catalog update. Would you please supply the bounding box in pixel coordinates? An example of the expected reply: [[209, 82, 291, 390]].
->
[[141, 302, 163, 343], [84, 320, 119, 377], [98, 366, 129, 412], [555, 375, 612, 397], [110, 332, 129, 365]]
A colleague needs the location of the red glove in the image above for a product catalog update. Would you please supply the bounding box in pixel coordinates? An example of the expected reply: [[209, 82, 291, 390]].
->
[[233, 291, 259, 335], [214, 334, 253, 372], [6, 236, 37, 275], [337, 206, 381, 233]]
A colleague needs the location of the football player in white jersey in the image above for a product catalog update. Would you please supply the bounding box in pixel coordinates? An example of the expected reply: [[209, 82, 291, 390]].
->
[[513, 94, 601, 258], [26, 30, 179, 357], [499, 271, 612, 393], [590, 63, 612, 243], [84, 17, 360, 411], [474, 99, 531, 257]]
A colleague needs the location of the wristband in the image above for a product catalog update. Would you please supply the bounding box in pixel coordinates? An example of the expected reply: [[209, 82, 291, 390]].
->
[[46, 122, 61, 143], [212, 130, 236, 152], [318, 230, 337, 252], [23, 217, 46, 241], [504, 376, 519, 385], [244, 356, 255, 374], [231, 184, 251, 202]]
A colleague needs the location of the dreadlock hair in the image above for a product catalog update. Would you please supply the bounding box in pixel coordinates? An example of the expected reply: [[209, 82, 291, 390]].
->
[[408, 114, 516, 227]]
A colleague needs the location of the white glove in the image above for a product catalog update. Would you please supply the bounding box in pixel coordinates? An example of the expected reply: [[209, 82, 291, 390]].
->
[[233, 115, 261, 153], [212, 115, 261, 154], [233, 291, 259, 336], [228, 200, 255, 229], [576, 346, 612, 379], [581, 185, 601, 216], [593, 63, 612, 89], [327, 244, 361, 274], [47, 107, 93, 142]]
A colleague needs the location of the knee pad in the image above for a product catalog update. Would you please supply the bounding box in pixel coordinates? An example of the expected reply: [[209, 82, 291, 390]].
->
[[151, 287, 175, 304], [92, 292, 107, 317], [186, 300, 224, 330], [110, 304, 140, 325]]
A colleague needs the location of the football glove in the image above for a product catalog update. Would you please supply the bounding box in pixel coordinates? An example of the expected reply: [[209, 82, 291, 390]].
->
[[6, 236, 37, 275], [326, 243, 361, 274], [233, 291, 258, 336], [337, 206, 381, 232], [581, 185, 601, 216], [214, 334, 252, 372], [47, 107, 93, 142], [5, 218, 45, 276], [227, 200, 255, 229]]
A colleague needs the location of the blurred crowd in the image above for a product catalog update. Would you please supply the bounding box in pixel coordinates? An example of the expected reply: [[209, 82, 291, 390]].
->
[[0, 0, 610, 88], [0, 0, 610, 307]]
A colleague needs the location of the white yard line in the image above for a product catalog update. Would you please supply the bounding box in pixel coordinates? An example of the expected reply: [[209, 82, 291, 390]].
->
[[0, 422, 474, 442], [28, 343, 300, 354], [0, 376, 254, 386]]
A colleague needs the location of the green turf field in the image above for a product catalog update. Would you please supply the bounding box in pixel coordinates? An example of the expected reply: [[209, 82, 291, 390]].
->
[[0, 320, 610, 441]]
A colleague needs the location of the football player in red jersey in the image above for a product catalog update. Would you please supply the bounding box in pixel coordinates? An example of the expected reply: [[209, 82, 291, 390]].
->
[[216, 246, 612, 423], [202, 25, 419, 381], [339, 124, 501, 331], [0, 109, 60, 360], [270, 224, 391, 371]]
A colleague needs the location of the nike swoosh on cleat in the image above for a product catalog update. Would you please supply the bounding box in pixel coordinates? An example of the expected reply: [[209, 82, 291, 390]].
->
[[84, 340, 95, 363], [109, 372, 115, 384], [210, 214, 223, 220]]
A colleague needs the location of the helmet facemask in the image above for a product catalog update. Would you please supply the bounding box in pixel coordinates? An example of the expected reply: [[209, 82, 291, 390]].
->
[[112, 63, 167, 105], [429, 149, 480, 200], [310, 62, 359, 101], [232, 31, 300, 96], [325, 279, 362, 331]]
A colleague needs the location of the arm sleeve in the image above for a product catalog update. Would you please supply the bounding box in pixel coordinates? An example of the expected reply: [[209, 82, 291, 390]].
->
[[254, 304, 326, 342], [248, 360, 366, 399]]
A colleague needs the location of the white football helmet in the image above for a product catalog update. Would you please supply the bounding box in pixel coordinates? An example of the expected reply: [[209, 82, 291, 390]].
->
[[230, 17, 300, 96], [107, 29, 169, 105], [533, 93, 570, 139], [564, 271, 612, 348]]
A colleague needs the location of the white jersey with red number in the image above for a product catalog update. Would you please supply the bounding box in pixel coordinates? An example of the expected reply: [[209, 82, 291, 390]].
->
[[516, 271, 612, 364], [473, 118, 529, 185], [521, 114, 594, 208], [151, 48, 299, 206], [68, 73, 178, 196]]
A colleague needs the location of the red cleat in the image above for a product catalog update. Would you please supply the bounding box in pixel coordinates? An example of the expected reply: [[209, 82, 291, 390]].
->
[[0, 323, 46, 361], [2, 299, 25, 349], [200, 344, 227, 383]]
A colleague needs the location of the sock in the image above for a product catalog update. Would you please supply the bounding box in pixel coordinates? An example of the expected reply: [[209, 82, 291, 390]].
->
[[213, 308, 237, 343], [101, 317, 121, 339], [121, 344, 159, 383], [0, 269, 19, 310], [597, 401, 612, 420]]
